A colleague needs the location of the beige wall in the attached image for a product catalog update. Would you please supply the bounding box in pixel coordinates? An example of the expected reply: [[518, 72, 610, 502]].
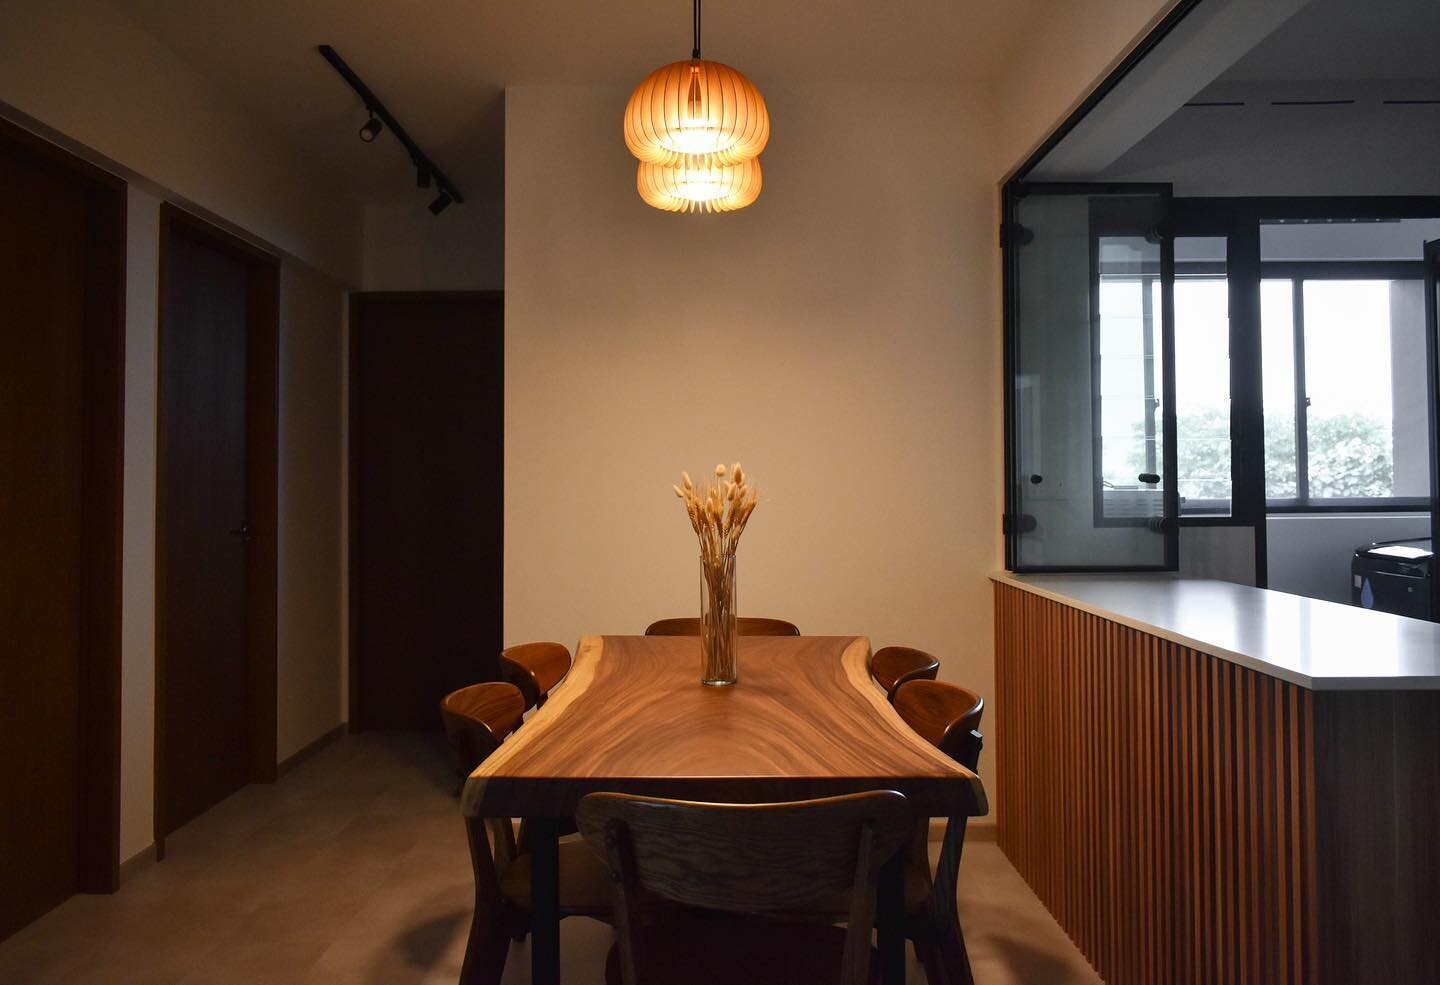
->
[[120, 186, 161, 861], [505, 84, 1002, 776], [276, 265, 348, 762], [362, 200, 505, 291], [0, 0, 361, 282]]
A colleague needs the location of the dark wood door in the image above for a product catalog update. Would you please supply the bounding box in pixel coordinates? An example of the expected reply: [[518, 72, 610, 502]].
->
[[0, 125, 124, 939], [352, 293, 504, 729], [158, 223, 252, 833], [0, 139, 87, 940]]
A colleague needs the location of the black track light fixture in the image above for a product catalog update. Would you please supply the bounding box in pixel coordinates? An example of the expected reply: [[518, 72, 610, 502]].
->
[[319, 45, 464, 217], [358, 112, 384, 143]]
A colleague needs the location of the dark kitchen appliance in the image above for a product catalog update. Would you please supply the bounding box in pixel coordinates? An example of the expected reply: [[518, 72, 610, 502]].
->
[[1352, 537, 1433, 620]]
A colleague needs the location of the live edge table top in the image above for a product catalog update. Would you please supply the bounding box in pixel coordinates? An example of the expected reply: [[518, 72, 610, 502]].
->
[[461, 635, 987, 820]]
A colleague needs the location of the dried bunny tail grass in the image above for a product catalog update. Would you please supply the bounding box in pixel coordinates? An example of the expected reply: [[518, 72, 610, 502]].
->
[[673, 465, 758, 557]]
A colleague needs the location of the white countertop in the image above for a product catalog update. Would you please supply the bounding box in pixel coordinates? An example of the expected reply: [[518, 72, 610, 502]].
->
[[991, 572, 1440, 691]]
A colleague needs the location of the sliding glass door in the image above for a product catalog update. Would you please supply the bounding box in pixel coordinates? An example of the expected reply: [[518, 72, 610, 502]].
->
[[1004, 184, 1178, 570]]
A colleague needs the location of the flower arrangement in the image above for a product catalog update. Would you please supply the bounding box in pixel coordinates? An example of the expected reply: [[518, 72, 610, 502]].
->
[[672, 463, 758, 684]]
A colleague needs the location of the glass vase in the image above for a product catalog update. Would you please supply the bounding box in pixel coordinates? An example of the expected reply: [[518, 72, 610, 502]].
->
[[700, 553, 738, 685]]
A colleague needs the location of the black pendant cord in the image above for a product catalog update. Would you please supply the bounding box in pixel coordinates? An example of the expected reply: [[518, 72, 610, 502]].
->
[[692, 0, 702, 58]]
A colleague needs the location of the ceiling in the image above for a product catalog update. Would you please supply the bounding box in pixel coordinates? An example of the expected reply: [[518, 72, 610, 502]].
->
[[111, 0, 1047, 207], [1219, 0, 1440, 84]]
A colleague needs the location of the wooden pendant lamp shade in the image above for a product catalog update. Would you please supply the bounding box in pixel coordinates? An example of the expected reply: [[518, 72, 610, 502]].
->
[[636, 156, 762, 214], [623, 59, 770, 167], [624, 1, 769, 213]]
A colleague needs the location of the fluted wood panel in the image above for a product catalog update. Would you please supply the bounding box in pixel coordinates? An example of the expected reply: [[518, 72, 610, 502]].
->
[[995, 581, 1440, 985], [994, 582, 1318, 985]]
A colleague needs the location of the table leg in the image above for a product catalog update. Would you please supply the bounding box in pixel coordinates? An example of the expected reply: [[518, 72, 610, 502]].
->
[[879, 849, 906, 984], [530, 818, 561, 985]]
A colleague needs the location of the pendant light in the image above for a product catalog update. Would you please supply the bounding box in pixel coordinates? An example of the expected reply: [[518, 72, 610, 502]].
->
[[637, 157, 762, 214], [624, 0, 769, 212]]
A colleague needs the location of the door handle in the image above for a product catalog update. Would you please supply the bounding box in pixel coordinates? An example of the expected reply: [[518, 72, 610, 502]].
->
[[229, 524, 253, 543], [1138, 473, 1161, 485]]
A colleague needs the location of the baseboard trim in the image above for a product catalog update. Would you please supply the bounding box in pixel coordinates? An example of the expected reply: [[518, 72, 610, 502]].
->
[[278, 723, 345, 776], [118, 843, 157, 884], [929, 818, 997, 842]]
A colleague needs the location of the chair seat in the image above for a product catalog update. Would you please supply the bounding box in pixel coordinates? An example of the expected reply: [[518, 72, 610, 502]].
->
[[603, 917, 881, 985], [499, 839, 612, 918]]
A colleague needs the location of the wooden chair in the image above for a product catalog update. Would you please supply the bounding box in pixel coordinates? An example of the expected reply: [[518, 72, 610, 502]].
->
[[644, 616, 801, 637], [868, 645, 941, 702], [449, 686, 612, 985], [891, 679, 985, 985], [440, 682, 526, 794], [500, 641, 572, 711], [577, 790, 912, 985]]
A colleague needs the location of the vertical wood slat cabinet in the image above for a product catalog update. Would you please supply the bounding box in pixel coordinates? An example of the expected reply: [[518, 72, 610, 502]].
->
[[992, 578, 1440, 985]]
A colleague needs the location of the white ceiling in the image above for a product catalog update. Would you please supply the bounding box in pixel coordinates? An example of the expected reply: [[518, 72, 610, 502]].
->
[[1219, 0, 1440, 84], [110, 0, 1047, 207], [1032, 0, 1440, 193]]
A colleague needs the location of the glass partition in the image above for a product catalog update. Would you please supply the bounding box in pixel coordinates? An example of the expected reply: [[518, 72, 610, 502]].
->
[[1006, 185, 1177, 570]]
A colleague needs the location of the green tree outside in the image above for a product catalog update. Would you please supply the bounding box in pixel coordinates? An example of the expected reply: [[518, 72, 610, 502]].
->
[[1130, 409, 1394, 502]]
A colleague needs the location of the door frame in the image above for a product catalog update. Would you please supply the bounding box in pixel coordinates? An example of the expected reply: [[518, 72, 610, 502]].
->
[[347, 290, 504, 731], [0, 118, 127, 894], [154, 204, 279, 853]]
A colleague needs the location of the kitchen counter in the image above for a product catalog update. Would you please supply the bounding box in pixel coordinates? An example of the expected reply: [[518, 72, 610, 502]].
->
[[989, 571, 1440, 690], [991, 572, 1440, 984]]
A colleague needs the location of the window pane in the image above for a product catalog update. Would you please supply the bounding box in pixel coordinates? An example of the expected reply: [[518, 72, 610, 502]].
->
[[1010, 191, 1170, 568], [1261, 280, 1297, 499], [1302, 280, 1428, 500], [1096, 233, 1163, 521], [1173, 237, 1231, 514]]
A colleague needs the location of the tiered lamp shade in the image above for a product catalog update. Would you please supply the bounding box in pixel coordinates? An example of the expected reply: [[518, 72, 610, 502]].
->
[[636, 156, 762, 214], [624, 59, 770, 167]]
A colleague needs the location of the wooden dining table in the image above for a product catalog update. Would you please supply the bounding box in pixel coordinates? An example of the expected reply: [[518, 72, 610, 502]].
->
[[460, 633, 987, 985]]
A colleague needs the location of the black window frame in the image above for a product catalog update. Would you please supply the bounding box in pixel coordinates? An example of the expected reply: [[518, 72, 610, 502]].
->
[[1259, 258, 1432, 513]]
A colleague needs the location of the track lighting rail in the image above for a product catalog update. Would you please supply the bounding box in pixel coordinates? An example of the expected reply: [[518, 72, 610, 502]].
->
[[318, 44, 464, 214]]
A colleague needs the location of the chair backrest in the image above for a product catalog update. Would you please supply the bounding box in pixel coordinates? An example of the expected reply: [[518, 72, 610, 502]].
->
[[868, 645, 941, 701], [892, 679, 984, 771], [891, 678, 985, 927], [578, 790, 911, 985], [644, 616, 801, 637], [499, 641, 572, 710], [439, 682, 526, 777]]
